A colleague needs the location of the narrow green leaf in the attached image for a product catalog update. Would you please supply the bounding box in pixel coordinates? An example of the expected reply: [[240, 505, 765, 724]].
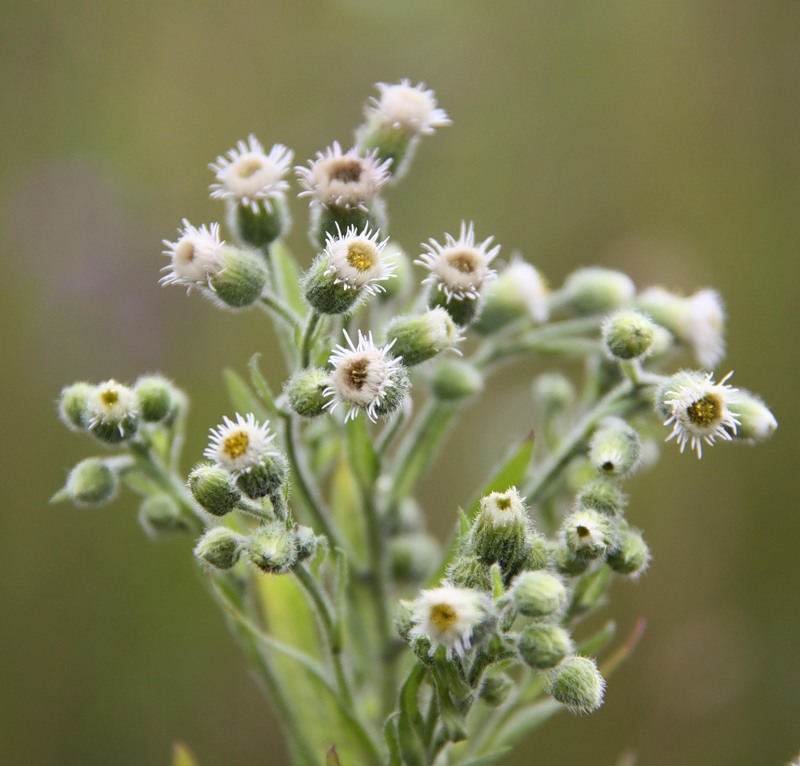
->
[[248, 353, 280, 415], [397, 664, 426, 766], [172, 741, 199, 766], [271, 240, 307, 317], [490, 563, 504, 600], [346, 416, 379, 491], [468, 431, 536, 517], [330, 452, 367, 561], [384, 714, 402, 766], [222, 368, 270, 421], [577, 620, 616, 657], [493, 698, 562, 747], [326, 746, 342, 766]]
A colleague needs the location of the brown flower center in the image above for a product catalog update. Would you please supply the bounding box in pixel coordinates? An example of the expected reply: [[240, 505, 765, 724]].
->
[[446, 250, 477, 274], [345, 357, 370, 390], [330, 159, 363, 184]]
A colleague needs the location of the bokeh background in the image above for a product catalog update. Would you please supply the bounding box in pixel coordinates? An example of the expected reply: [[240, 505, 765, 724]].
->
[[1, 1, 798, 764]]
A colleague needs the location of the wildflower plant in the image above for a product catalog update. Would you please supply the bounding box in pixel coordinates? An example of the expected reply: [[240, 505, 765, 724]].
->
[[53, 80, 778, 766]]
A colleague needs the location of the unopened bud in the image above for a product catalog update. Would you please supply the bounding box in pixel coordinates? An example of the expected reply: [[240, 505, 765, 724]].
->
[[510, 571, 568, 618], [247, 522, 298, 574], [551, 543, 590, 577], [208, 247, 267, 308], [431, 359, 484, 401], [58, 382, 94, 431], [533, 373, 576, 414], [285, 368, 329, 418], [188, 463, 241, 517], [384, 308, 463, 366], [228, 197, 289, 250], [428, 287, 482, 327], [727, 390, 778, 443], [134, 375, 177, 423], [478, 668, 514, 706], [562, 509, 616, 560], [235, 453, 288, 500], [469, 488, 531, 576], [474, 259, 549, 334], [602, 309, 656, 360], [548, 656, 605, 714], [390, 533, 441, 580], [394, 600, 415, 641], [65, 458, 118, 506], [561, 268, 635, 315], [588, 417, 642, 478], [139, 495, 188, 537], [518, 624, 574, 670], [606, 525, 650, 577], [576, 478, 627, 516], [293, 525, 319, 563], [86, 379, 139, 444], [194, 526, 245, 570], [446, 554, 493, 592]]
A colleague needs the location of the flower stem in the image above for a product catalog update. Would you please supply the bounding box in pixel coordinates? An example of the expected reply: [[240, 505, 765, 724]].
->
[[301, 310, 322, 368]]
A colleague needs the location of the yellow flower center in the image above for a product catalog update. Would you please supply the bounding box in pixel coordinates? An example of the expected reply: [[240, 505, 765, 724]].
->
[[447, 250, 477, 274], [687, 394, 721, 426], [223, 430, 250, 459], [236, 157, 264, 179], [430, 603, 457, 631], [100, 389, 119, 407], [346, 242, 377, 273]]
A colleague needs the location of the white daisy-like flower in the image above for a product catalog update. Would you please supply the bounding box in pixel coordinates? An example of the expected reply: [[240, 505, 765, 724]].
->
[[324, 330, 406, 422], [296, 142, 391, 210], [160, 220, 224, 290], [322, 225, 394, 295], [416, 222, 500, 302], [408, 585, 488, 660], [87, 380, 137, 429], [367, 79, 451, 136], [209, 135, 293, 212], [662, 371, 740, 458], [204, 413, 277, 477], [479, 487, 528, 528]]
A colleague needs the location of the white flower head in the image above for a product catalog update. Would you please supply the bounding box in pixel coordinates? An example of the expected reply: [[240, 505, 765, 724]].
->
[[416, 222, 500, 303], [368, 79, 451, 136], [160, 220, 224, 290], [209, 135, 293, 212], [662, 371, 740, 458], [204, 413, 277, 477], [322, 225, 394, 296], [324, 330, 407, 422], [87, 380, 137, 429], [296, 142, 391, 210], [409, 585, 488, 660], [480, 487, 528, 528], [563, 509, 614, 558]]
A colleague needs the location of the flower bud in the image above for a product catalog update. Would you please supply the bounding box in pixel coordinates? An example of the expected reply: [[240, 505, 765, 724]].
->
[[576, 478, 627, 516], [518, 532, 550, 572], [474, 259, 549, 334], [134, 375, 177, 423], [303, 255, 363, 314], [293, 525, 319, 563], [560, 268, 635, 315], [394, 599, 415, 641], [285, 368, 329, 418], [478, 668, 514, 706], [65, 458, 118, 506], [384, 308, 464, 366], [602, 309, 656, 360], [431, 359, 484, 401], [188, 463, 241, 517], [390, 533, 441, 581], [208, 247, 267, 308], [309, 199, 388, 251], [228, 196, 289, 251], [606, 524, 650, 577], [86, 379, 139, 444], [727, 389, 778, 443], [588, 417, 642, 478], [532, 373, 576, 415], [510, 571, 568, 619], [138, 495, 188, 537], [445, 554, 493, 592], [194, 526, 245, 570], [551, 544, 590, 577], [58, 382, 94, 431], [247, 522, 298, 574], [469, 488, 531, 576], [235, 452, 288, 500], [518, 625, 574, 670], [428, 287, 482, 327], [562, 509, 616, 560], [548, 656, 605, 714]]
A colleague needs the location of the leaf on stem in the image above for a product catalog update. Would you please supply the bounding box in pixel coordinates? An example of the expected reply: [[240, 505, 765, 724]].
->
[[222, 369, 270, 421]]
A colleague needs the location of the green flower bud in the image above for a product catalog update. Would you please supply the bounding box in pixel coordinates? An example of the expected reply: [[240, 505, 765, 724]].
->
[[562, 509, 616, 560], [188, 463, 241, 517], [602, 309, 656, 360], [478, 668, 514, 706], [511, 571, 568, 618], [517, 533, 550, 572], [65, 458, 118, 506], [384, 308, 463, 366], [577, 478, 627, 516], [551, 543, 591, 577], [428, 287, 482, 327], [86, 379, 139, 444], [474, 259, 549, 334], [309, 199, 388, 251], [469, 488, 531, 576], [293, 525, 319, 563], [285, 368, 329, 418], [588, 417, 642, 478], [303, 254, 362, 315], [134, 375, 177, 423], [235, 453, 288, 500], [548, 656, 605, 714], [390, 533, 441, 581], [431, 359, 484, 401], [228, 197, 289, 250], [194, 526, 245, 570], [561, 268, 635, 315], [532, 373, 576, 415], [394, 600, 415, 641], [208, 246, 267, 308], [58, 382, 94, 431], [445, 554, 493, 592], [727, 389, 778, 443], [518, 624, 574, 670], [138, 495, 188, 538], [606, 524, 650, 577], [247, 522, 298, 574]]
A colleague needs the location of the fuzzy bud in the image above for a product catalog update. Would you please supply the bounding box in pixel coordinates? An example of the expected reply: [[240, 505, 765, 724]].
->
[[428, 286, 482, 327], [518, 533, 551, 572], [533, 373, 576, 415], [65, 458, 118, 506], [602, 309, 656, 360], [208, 247, 267, 308], [445, 554, 493, 592], [469, 488, 531, 576], [285, 368, 329, 418], [576, 478, 627, 517], [194, 527, 245, 570], [606, 525, 650, 577], [551, 544, 591, 577], [727, 390, 778, 443], [188, 463, 241, 517], [293, 526, 319, 563], [518, 625, 574, 670], [235, 453, 288, 500], [58, 382, 94, 431], [134, 375, 177, 423], [302, 254, 362, 314], [228, 197, 289, 250], [394, 600, 415, 641], [247, 522, 298, 574], [562, 509, 616, 560], [479, 668, 514, 706], [390, 533, 441, 581], [86, 379, 139, 444], [384, 308, 463, 366], [588, 417, 642, 478], [561, 268, 635, 315], [431, 359, 484, 401], [474, 259, 550, 333], [510, 571, 568, 618], [138, 495, 188, 537], [548, 656, 605, 714]]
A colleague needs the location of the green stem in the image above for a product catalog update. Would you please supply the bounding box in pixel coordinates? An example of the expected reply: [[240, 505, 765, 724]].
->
[[301, 310, 322, 368], [260, 293, 302, 329]]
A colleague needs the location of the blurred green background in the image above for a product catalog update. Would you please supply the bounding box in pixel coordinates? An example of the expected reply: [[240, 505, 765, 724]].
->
[[1, 1, 798, 764]]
